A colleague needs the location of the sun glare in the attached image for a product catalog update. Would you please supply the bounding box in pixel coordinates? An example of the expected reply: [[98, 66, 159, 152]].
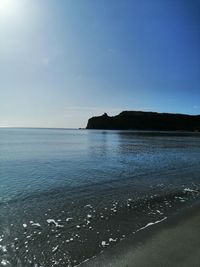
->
[[0, 0, 12, 10], [0, 0, 18, 16]]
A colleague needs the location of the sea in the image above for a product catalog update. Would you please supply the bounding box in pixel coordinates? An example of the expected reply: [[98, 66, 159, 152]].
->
[[0, 128, 200, 267]]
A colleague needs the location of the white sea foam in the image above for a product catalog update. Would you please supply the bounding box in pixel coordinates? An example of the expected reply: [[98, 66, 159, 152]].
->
[[101, 241, 106, 247], [52, 245, 58, 252], [1, 260, 10, 266], [66, 217, 73, 222], [184, 188, 197, 193], [109, 237, 117, 242], [31, 223, 41, 227], [137, 217, 167, 232], [47, 219, 64, 228], [85, 204, 93, 208], [156, 210, 163, 214], [0, 245, 7, 253]]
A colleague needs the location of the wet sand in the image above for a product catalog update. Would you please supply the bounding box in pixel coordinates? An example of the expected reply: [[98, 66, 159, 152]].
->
[[80, 203, 200, 267]]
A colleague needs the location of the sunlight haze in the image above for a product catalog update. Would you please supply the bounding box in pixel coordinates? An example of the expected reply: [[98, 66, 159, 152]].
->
[[0, 0, 200, 127]]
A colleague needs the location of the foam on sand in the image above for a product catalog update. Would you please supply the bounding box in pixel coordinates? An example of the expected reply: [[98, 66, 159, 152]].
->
[[80, 204, 200, 267]]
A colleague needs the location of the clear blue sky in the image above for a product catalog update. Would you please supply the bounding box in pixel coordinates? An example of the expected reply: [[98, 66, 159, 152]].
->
[[0, 0, 199, 127]]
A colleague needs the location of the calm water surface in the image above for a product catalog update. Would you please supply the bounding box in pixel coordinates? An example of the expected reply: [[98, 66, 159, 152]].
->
[[0, 128, 200, 266]]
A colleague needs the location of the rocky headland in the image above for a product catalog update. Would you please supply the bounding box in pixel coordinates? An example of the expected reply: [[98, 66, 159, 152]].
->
[[86, 111, 200, 131]]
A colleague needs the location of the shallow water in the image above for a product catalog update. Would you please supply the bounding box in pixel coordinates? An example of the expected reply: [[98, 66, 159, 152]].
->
[[0, 128, 200, 266]]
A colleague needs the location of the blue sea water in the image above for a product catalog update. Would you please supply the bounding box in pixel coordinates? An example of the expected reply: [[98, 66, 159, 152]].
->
[[0, 128, 200, 266]]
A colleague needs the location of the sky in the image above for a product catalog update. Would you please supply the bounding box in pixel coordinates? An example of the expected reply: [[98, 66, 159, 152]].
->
[[0, 0, 200, 128]]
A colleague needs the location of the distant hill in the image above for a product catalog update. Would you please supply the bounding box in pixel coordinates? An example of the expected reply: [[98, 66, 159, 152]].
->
[[86, 111, 200, 131]]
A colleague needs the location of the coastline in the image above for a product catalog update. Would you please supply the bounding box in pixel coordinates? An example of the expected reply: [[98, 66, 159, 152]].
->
[[86, 111, 200, 131], [80, 202, 200, 267]]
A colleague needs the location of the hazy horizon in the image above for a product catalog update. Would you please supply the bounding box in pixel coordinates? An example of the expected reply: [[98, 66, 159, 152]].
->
[[1, 0, 200, 128], [1, 109, 200, 129]]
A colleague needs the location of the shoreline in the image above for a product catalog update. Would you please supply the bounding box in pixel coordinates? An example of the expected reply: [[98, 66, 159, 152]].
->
[[80, 202, 200, 267]]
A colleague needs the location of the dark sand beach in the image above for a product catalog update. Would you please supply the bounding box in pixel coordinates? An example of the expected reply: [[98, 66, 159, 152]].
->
[[80, 203, 200, 267]]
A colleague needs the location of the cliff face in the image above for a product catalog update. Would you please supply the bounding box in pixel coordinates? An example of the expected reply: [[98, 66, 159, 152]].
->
[[86, 111, 200, 131]]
